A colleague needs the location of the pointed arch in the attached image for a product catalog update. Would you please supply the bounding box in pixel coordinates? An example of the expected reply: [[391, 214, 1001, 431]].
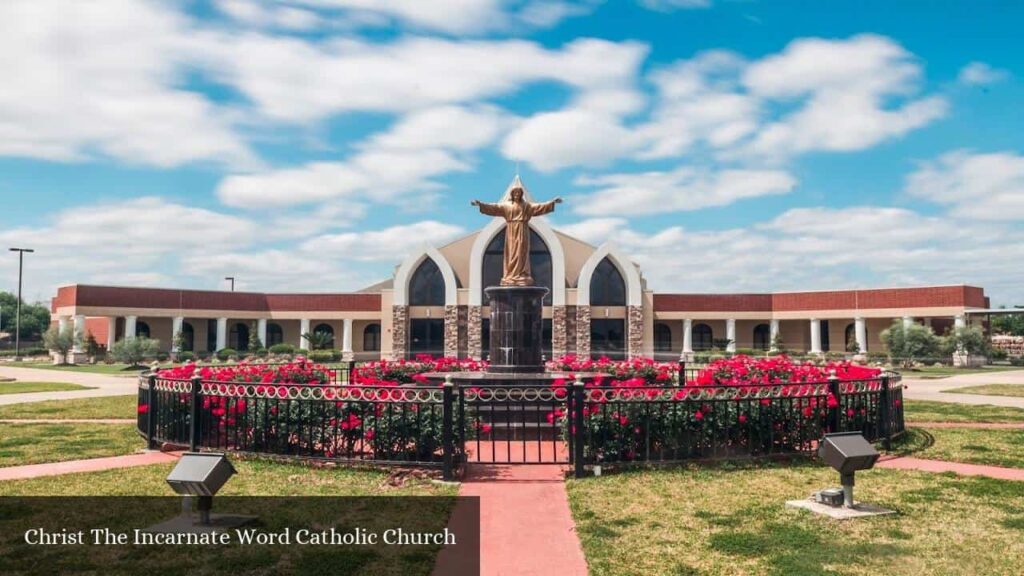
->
[[576, 242, 642, 307], [393, 245, 458, 307], [468, 177, 566, 306]]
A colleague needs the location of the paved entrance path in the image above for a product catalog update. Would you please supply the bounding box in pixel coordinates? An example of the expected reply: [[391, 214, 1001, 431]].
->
[[0, 451, 182, 481], [434, 464, 587, 576], [0, 365, 137, 406], [876, 455, 1024, 481], [902, 370, 1024, 408]]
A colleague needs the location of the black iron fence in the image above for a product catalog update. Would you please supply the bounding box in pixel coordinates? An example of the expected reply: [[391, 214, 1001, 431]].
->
[[138, 372, 903, 480]]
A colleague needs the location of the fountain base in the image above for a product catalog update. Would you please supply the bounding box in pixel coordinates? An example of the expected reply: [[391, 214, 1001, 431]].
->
[[484, 285, 548, 374]]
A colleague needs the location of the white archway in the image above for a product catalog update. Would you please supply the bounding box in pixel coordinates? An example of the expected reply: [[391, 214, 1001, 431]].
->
[[393, 245, 458, 307], [468, 176, 566, 306], [576, 242, 643, 307]]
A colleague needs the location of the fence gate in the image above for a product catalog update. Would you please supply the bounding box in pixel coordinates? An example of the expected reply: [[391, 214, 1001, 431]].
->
[[458, 384, 571, 464]]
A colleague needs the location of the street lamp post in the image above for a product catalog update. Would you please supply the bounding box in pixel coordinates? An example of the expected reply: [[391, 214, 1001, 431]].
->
[[225, 277, 235, 292], [9, 248, 34, 361]]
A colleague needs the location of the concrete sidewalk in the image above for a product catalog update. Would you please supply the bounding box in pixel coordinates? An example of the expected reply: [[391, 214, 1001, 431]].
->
[[0, 365, 138, 405], [877, 454, 1024, 481], [902, 369, 1024, 409], [0, 451, 181, 481]]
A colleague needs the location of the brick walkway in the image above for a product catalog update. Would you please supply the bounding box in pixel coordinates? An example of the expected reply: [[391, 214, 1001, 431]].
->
[[434, 463, 587, 576], [0, 451, 181, 481], [876, 455, 1024, 481]]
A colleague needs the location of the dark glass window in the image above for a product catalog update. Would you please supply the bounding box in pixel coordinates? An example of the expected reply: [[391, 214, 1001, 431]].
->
[[207, 320, 217, 352], [410, 319, 444, 357], [692, 323, 713, 351], [654, 323, 673, 353], [230, 322, 250, 351], [267, 323, 284, 346], [482, 228, 552, 305], [590, 258, 626, 306], [180, 322, 194, 352], [363, 323, 381, 352], [312, 323, 334, 349], [820, 320, 831, 352], [410, 258, 446, 306], [136, 321, 151, 339], [753, 324, 771, 351], [591, 319, 626, 360]]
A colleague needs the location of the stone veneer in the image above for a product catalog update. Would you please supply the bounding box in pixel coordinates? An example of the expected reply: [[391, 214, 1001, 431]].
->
[[444, 305, 459, 358], [575, 306, 591, 359], [467, 305, 482, 359], [456, 306, 468, 359], [551, 306, 568, 358], [391, 305, 408, 360], [565, 305, 577, 356], [627, 305, 643, 358]]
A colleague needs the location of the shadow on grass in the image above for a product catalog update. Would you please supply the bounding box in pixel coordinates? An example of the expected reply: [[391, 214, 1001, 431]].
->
[[886, 427, 935, 457]]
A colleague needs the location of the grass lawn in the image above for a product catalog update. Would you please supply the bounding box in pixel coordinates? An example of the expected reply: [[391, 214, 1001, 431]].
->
[[904, 400, 1024, 423], [0, 423, 143, 467], [0, 460, 458, 576], [18, 362, 155, 376], [890, 426, 1024, 469], [0, 381, 92, 395], [944, 384, 1024, 398], [902, 365, 1021, 379], [0, 394, 136, 419], [567, 463, 1024, 576]]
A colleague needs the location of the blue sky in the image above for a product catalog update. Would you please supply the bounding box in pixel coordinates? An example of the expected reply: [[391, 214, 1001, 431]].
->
[[1, 0, 1023, 305]]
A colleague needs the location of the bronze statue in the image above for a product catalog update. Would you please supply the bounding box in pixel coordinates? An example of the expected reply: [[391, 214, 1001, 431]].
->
[[472, 186, 562, 286]]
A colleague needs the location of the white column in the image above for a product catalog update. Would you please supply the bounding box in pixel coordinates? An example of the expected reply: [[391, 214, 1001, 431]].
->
[[342, 318, 354, 358], [809, 318, 822, 354], [299, 318, 311, 349], [681, 319, 693, 355], [769, 319, 780, 351], [954, 315, 966, 330], [106, 317, 117, 350], [855, 317, 867, 353], [902, 316, 914, 329], [726, 319, 736, 353], [72, 314, 86, 352], [257, 318, 268, 347], [171, 316, 184, 352], [216, 318, 227, 351], [57, 316, 70, 333], [124, 316, 137, 340]]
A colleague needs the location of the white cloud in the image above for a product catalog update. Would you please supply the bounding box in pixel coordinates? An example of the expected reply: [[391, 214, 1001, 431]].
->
[[503, 109, 645, 172], [301, 221, 466, 261], [905, 150, 1024, 220], [957, 61, 1008, 86], [638, 0, 711, 11], [215, 0, 323, 30], [571, 166, 796, 215], [368, 105, 511, 151], [0, 0, 254, 167]]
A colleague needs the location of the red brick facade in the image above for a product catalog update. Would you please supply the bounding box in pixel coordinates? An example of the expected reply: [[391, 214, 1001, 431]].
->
[[52, 285, 380, 313], [653, 285, 987, 313]]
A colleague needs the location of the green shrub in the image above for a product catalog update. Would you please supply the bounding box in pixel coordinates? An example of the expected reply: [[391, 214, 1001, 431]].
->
[[216, 348, 237, 361], [176, 351, 195, 363], [297, 348, 310, 356], [110, 337, 161, 366], [308, 350, 335, 363], [866, 351, 889, 362], [268, 343, 295, 354], [196, 351, 212, 361], [0, 346, 46, 357], [733, 347, 763, 356], [43, 324, 79, 359], [1010, 357, 1024, 367]]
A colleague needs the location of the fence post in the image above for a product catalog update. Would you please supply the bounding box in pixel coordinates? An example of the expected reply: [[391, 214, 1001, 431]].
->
[[345, 360, 356, 384], [190, 376, 202, 452], [573, 374, 586, 479], [146, 374, 157, 450], [442, 375, 455, 481], [677, 360, 687, 384], [827, 370, 841, 433], [879, 374, 892, 450]]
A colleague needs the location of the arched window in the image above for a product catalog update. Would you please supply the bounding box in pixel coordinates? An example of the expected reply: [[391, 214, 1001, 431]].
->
[[136, 321, 150, 339], [230, 322, 250, 351], [409, 258, 445, 306], [654, 323, 673, 353], [482, 227, 552, 305], [311, 323, 334, 350], [180, 322, 194, 352], [266, 323, 284, 347], [363, 323, 381, 352], [590, 258, 626, 306], [692, 323, 713, 351], [753, 324, 771, 351], [591, 319, 626, 360]]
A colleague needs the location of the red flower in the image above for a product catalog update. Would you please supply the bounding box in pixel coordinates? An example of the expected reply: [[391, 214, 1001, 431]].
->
[[694, 410, 704, 421], [738, 413, 747, 424], [137, 404, 149, 414]]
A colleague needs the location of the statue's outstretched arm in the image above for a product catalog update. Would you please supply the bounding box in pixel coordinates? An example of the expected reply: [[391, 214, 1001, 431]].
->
[[528, 198, 560, 216], [473, 200, 505, 217]]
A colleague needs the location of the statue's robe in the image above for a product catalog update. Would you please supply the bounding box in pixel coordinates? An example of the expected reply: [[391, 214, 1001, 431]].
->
[[475, 199, 557, 286]]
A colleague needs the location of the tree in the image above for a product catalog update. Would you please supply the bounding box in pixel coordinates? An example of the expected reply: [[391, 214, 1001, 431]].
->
[[880, 321, 941, 368], [42, 324, 79, 362], [248, 321, 264, 351], [302, 330, 333, 351], [173, 330, 188, 353], [991, 307, 1024, 336], [84, 332, 102, 357], [941, 326, 990, 357], [110, 337, 161, 367], [0, 291, 52, 339], [770, 332, 786, 353]]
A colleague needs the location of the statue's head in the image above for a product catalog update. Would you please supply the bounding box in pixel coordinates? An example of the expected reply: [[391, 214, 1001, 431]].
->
[[509, 187, 524, 202]]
